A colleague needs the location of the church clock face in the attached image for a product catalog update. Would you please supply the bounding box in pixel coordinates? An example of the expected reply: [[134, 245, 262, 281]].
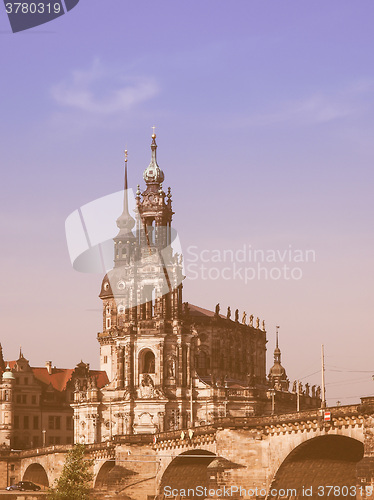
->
[[117, 280, 125, 290]]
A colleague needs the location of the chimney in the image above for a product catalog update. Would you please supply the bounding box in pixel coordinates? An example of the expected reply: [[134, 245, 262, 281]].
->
[[46, 361, 52, 375]]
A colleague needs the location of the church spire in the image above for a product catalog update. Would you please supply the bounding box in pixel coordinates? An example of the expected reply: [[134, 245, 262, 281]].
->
[[123, 149, 129, 213], [116, 149, 135, 237], [274, 325, 281, 363], [143, 130, 165, 186]]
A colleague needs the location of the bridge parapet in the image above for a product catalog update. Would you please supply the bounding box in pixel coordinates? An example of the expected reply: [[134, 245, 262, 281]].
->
[[19, 445, 73, 458]]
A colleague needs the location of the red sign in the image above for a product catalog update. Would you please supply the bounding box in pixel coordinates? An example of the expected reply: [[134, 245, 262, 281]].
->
[[324, 411, 331, 421]]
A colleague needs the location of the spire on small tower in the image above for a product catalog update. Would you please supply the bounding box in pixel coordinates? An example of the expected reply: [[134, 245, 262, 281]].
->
[[116, 148, 135, 236], [268, 325, 288, 391], [124, 149, 129, 204], [143, 129, 165, 186], [0, 343, 5, 372], [276, 326, 279, 348], [274, 325, 281, 363]]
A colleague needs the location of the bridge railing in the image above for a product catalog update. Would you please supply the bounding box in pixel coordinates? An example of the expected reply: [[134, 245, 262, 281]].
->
[[19, 444, 74, 457]]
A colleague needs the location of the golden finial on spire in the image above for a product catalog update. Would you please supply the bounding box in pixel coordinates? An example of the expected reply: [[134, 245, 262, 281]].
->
[[152, 125, 156, 138], [124, 149, 128, 163]]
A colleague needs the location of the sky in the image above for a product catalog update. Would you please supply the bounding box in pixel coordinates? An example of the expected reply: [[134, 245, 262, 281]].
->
[[0, 0, 374, 406]]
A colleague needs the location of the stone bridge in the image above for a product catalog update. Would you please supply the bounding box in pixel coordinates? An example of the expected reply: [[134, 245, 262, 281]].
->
[[7, 398, 374, 499]]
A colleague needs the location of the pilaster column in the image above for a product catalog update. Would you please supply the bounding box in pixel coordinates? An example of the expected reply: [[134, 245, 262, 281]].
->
[[177, 343, 183, 387], [124, 344, 130, 388], [117, 346, 124, 389], [159, 342, 163, 386], [186, 345, 191, 384]]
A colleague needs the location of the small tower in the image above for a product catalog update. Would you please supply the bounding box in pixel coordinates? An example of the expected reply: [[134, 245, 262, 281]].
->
[[113, 149, 136, 269], [97, 133, 185, 401], [135, 131, 181, 321], [268, 326, 289, 391], [0, 365, 15, 447]]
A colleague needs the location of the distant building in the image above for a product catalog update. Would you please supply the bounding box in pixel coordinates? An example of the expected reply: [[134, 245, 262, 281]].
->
[[72, 134, 321, 444], [0, 347, 108, 449]]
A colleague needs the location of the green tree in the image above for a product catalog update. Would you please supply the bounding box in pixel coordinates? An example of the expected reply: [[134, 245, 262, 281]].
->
[[48, 444, 94, 500]]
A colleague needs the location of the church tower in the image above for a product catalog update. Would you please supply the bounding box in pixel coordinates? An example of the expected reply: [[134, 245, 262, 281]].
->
[[268, 326, 289, 391], [95, 133, 190, 435]]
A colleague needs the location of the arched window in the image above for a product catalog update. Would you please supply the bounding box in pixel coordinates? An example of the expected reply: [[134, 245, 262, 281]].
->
[[140, 350, 155, 374]]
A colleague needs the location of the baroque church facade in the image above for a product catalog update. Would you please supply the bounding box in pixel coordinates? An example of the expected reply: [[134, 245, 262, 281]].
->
[[71, 134, 321, 444]]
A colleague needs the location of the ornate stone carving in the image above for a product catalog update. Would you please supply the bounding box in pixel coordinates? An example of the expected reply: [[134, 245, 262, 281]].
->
[[137, 374, 164, 399], [166, 356, 176, 378]]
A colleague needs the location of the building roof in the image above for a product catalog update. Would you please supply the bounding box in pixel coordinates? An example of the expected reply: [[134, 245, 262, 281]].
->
[[188, 304, 230, 319], [6, 362, 109, 392]]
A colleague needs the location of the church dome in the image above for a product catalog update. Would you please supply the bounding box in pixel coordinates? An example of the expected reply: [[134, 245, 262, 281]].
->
[[269, 361, 286, 378]]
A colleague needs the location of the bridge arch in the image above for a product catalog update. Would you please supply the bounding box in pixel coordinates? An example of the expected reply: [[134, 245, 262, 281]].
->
[[23, 463, 49, 488], [94, 459, 116, 488], [268, 435, 364, 499], [159, 449, 216, 499]]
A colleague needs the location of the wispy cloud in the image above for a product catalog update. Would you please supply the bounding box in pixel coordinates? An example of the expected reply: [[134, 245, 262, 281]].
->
[[224, 79, 374, 129], [51, 59, 159, 114]]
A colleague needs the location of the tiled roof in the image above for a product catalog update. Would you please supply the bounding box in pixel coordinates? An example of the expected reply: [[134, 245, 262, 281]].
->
[[5, 362, 109, 392], [32, 367, 75, 391]]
